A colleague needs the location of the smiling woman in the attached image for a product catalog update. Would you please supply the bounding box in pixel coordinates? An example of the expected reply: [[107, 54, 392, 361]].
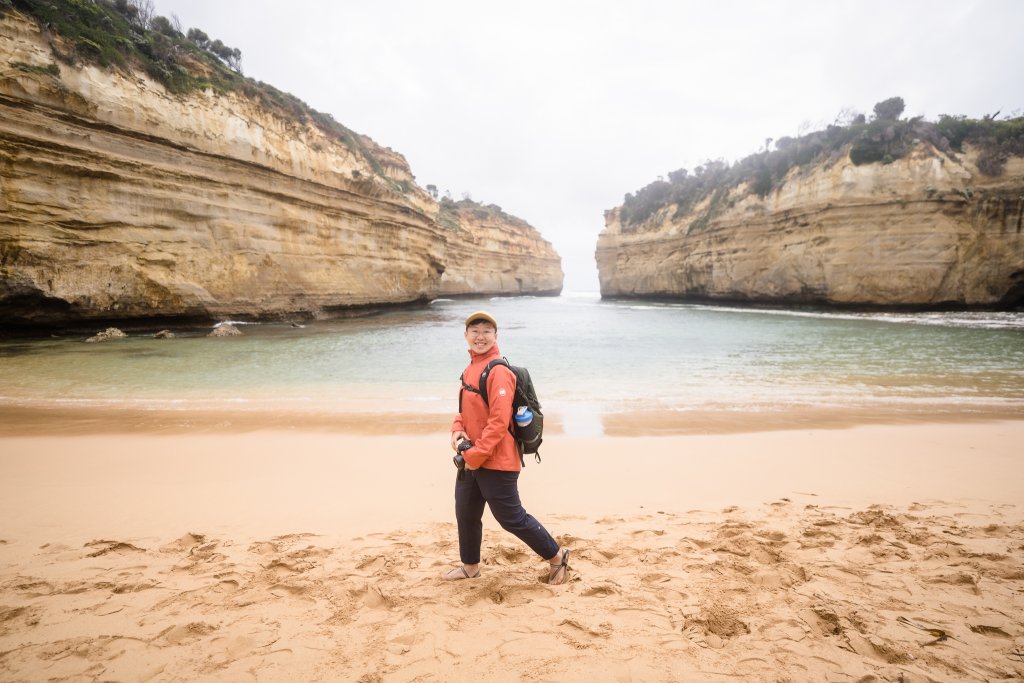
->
[[447, 308, 570, 585]]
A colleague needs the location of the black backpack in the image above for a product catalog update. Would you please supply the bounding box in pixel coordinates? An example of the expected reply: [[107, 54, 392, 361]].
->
[[459, 357, 544, 464]]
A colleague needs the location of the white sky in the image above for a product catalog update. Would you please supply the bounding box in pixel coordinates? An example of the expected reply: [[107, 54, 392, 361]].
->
[[154, 0, 1024, 291]]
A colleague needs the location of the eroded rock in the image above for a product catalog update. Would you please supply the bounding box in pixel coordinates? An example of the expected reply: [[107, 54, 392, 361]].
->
[[207, 324, 242, 337], [85, 327, 127, 343]]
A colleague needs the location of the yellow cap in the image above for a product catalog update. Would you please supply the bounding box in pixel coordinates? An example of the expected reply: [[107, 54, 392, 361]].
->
[[464, 311, 498, 329]]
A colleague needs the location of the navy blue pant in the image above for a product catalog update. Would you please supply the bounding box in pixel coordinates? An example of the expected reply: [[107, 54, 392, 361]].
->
[[455, 467, 559, 565]]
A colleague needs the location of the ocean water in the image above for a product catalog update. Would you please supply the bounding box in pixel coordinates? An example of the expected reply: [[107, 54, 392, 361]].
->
[[1, 293, 1023, 433]]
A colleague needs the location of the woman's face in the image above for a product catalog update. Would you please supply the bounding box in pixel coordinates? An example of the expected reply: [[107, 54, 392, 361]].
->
[[465, 322, 497, 355]]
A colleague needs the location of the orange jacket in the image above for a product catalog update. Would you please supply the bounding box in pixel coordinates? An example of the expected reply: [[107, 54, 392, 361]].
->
[[451, 344, 520, 471]]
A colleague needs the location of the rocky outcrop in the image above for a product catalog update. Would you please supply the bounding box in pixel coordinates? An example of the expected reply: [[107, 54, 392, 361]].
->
[[84, 326, 126, 343], [437, 201, 562, 296], [596, 145, 1024, 308], [0, 10, 562, 329]]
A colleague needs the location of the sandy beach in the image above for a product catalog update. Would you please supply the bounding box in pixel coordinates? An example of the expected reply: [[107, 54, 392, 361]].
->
[[1, 417, 1023, 681]]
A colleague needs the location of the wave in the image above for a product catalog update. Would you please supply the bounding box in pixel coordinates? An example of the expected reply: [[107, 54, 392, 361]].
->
[[668, 303, 1024, 330]]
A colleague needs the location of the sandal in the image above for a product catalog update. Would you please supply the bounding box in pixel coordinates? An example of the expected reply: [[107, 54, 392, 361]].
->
[[548, 548, 570, 585], [441, 565, 481, 580]]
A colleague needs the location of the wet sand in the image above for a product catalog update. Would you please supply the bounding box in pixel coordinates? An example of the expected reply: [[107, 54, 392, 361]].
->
[[0, 417, 1022, 681]]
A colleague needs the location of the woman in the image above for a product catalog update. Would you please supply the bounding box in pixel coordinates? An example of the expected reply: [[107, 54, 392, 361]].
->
[[443, 310, 569, 584]]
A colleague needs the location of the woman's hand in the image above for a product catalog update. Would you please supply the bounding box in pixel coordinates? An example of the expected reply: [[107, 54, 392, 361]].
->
[[451, 430, 468, 451]]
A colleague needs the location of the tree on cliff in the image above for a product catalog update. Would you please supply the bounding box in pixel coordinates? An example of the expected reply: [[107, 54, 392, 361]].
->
[[872, 96, 906, 121], [208, 39, 243, 73]]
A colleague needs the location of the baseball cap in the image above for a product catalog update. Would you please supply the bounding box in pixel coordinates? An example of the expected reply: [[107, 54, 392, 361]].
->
[[464, 311, 498, 329]]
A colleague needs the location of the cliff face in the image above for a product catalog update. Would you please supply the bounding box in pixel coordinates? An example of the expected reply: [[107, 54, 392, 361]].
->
[[596, 145, 1024, 308], [0, 11, 561, 328], [437, 202, 562, 296]]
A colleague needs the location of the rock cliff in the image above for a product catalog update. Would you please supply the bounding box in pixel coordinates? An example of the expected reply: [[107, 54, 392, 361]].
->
[[596, 144, 1024, 308], [0, 10, 562, 329], [437, 200, 562, 297]]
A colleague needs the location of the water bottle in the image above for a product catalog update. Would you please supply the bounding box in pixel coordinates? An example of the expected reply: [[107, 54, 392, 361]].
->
[[515, 406, 533, 427]]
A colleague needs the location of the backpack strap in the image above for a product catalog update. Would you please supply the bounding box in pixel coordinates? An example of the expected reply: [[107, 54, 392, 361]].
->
[[459, 372, 481, 412], [471, 358, 511, 407], [458, 372, 469, 413]]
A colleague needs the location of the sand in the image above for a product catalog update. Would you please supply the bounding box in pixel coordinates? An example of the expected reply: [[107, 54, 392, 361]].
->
[[1, 419, 1023, 681]]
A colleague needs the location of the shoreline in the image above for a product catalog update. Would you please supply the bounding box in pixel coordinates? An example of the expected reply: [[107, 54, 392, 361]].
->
[[1, 402, 1022, 437]]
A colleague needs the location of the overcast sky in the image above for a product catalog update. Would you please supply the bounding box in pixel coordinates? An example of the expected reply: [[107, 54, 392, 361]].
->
[[155, 0, 1024, 291]]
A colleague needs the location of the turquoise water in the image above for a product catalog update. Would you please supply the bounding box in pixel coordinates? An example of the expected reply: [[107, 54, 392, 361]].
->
[[1, 294, 1023, 430]]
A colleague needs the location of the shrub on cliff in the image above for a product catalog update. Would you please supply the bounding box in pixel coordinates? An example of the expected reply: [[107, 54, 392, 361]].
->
[[438, 197, 529, 231], [619, 98, 1024, 231], [5, 0, 238, 90], [937, 114, 1024, 176]]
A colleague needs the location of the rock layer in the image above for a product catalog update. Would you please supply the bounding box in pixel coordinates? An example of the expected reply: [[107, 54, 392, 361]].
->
[[0, 11, 561, 328], [596, 145, 1024, 308]]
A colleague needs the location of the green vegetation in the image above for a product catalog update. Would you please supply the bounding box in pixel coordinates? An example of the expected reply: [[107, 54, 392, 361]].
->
[[619, 98, 1024, 232], [6, 0, 244, 93], [4, 0, 394, 183], [438, 197, 528, 230], [11, 60, 59, 76]]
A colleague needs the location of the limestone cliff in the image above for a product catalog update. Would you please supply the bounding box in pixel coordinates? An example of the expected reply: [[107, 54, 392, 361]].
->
[[596, 144, 1024, 308], [437, 200, 562, 297], [0, 10, 562, 328]]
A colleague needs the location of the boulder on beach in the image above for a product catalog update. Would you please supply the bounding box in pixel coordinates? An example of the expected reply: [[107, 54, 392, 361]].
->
[[208, 324, 242, 337], [85, 327, 127, 343], [154, 330, 175, 339]]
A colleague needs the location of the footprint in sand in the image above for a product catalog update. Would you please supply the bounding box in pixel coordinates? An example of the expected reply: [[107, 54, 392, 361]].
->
[[490, 545, 532, 565], [0, 605, 41, 631], [630, 529, 666, 538], [968, 623, 1012, 638], [202, 630, 282, 672], [462, 579, 552, 607], [686, 606, 751, 648], [640, 572, 672, 585], [798, 606, 844, 637], [923, 571, 981, 594], [268, 581, 310, 598], [581, 583, 620, 598], [160, 533, 206, 554], [12, 580, 54, 598], [248, 541, 280, 555], [354, 555, 389, 572], [353, 584, 393, 609], [561, 618, 613, 638], [154, 621, 219, 646], [211, 577, 241, 593], [263, 558, 315, 577], [595, 517, 625, 525], [800, 528, 838, 548], [85, 540, 146, 557], [581, 547, 617, 561]]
